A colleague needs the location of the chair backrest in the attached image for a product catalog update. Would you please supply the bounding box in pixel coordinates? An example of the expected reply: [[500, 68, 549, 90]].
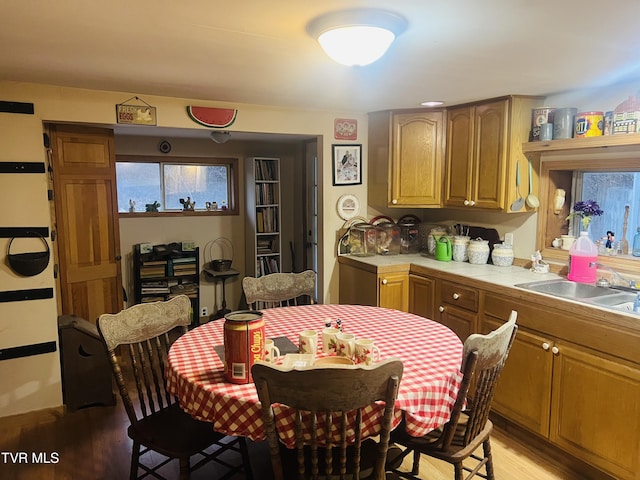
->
[[243, 270, 316, 309], [252, 358, 403, 480], [440, 310, 518, 450], [97, 295, 192, 426]]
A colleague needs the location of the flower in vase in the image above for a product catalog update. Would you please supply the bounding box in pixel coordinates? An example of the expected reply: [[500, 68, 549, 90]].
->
[[566, 200, 603, 230]]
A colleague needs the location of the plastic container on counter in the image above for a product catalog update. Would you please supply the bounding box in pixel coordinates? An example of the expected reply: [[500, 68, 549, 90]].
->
[[349, 223, 377, 257], [566, 231, 598, 283]]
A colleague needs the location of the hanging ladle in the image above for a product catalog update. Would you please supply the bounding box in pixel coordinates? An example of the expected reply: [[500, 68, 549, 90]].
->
[[525, 158, 540, 209], [510, 160, 525, 211]]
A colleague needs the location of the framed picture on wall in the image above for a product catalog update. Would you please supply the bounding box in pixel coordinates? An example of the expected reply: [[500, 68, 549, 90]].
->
[[332, 144, 362, 186]]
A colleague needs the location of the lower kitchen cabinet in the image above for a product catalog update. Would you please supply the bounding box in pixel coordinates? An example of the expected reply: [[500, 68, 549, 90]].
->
[[409, 274, 478, 340], [436, 280, 478, 340], [408, 274, 435, 320], [339, 260, 409, 311], [483, 293, 640, 480]]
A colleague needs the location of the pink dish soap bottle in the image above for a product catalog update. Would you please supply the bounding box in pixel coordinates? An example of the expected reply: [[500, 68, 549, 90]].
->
[[567, 231, 598, 283]]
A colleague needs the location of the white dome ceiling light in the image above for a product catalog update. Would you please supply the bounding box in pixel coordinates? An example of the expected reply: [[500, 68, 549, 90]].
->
[[210, 131, 231, 144], [307, 9, 408, 66]]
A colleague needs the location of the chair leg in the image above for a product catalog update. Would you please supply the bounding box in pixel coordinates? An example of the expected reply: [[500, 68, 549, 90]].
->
[[411, 451, 420, 475], [130, 440, 140, 480], [239, 437, 254, 480], [483, 438, 495, 480], [454, 462, 464, 480], [179, 457, 190, 480]]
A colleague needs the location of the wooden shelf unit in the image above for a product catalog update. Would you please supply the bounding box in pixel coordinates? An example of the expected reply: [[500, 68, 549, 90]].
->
[[132, 244, 200, 327]]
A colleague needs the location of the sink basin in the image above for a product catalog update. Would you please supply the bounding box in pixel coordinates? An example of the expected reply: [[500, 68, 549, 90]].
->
[[589, 292, 638, 306], [515, 280, 618, 299]]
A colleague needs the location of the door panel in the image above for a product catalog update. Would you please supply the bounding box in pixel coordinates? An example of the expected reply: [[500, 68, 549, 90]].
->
[[49, 125, 122, 322]]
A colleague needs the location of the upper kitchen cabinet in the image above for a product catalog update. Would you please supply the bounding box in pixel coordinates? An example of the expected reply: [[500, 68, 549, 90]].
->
[[368, 109, 445, 208], [444, 95, 543, 211]]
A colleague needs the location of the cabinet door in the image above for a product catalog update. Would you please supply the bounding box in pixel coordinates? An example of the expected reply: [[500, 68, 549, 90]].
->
[[550, 343, 640, 480], [390, 111, 444, 206], [436, 303, 475, 341], [483, 317, 553, 436], [408, 274, 435, 320], [473, 99, 509, 209], [444, 106, 474, 207], [378, 273, 408, 311], [339, 263, 378, 306]]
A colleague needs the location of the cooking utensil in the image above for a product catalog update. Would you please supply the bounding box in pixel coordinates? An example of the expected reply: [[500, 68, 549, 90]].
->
[[510, 161, 525, 211], [621, 204, 630, 254], [525, 158, 540, 209]]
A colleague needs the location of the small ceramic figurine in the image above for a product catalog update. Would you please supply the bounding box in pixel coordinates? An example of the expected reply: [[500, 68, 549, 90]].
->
[[129, 199, 135, 213], [606, 231, 615, 249], [179, 197, 195, 211], [145, 201, 160, 212]]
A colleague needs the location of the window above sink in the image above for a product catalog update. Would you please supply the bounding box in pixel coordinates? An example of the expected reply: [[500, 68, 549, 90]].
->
[[529, 135, 640, 280]]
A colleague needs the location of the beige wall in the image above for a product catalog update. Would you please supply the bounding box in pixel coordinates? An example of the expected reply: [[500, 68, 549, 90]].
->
[[0, 80, 367, 417]]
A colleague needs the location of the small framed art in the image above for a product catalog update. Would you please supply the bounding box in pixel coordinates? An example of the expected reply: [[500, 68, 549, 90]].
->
[[332, 144, 362, 186]]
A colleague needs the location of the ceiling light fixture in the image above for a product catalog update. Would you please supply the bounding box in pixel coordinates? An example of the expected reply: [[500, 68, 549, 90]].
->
[[210, 131, 231, 144], [307, 9, 407, 66], [421, 101, 444, 107]]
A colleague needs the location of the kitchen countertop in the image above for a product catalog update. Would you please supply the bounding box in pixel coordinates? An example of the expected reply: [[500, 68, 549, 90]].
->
[[338, 253, 640, 327]]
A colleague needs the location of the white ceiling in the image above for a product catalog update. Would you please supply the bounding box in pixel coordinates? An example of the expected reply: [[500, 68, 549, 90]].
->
[[2, 1, 640, 115]]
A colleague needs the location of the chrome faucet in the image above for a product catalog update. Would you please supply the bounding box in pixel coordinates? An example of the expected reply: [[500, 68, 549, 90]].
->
[[589, 262, 637, 290]]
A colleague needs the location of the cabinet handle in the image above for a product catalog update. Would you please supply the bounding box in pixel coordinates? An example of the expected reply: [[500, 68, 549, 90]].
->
[[452, 293, 460, 300], [381, 278, 388, 285], [468, 200, 476, 206], [391, 199, 398, 205], [551, 346, 559, 355], [542, 342, 550, 351], [438, 306, 445, 313], [463, 199, 470, 206]]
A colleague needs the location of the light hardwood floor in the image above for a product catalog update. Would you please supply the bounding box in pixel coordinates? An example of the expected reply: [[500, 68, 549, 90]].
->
[[0, 397, 611, 480]]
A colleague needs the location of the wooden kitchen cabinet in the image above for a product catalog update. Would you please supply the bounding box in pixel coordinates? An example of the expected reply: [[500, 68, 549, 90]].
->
[[408, 274, 435, 320], [483, 293, 640, 480], [444, 95, 543, 211], [368, 109, 445, 208], [338, 259, 409, 311], [435, 279, 478, 340], [409, 272, 478, 340]]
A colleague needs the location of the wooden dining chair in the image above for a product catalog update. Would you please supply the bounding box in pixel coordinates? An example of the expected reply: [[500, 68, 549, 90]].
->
[[97, 295, 253, 480], [387, 311, 518, 480], [243, 269, 316, 309], [252, 358, 404, 480]]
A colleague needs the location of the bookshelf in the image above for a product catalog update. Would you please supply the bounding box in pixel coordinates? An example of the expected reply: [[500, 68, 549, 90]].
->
[[132, 244, 200, 327], [246, 157, 281, 277]]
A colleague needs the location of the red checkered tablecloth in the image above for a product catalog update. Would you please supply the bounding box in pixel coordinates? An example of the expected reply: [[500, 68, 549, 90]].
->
[[166, 304, 463, 445]]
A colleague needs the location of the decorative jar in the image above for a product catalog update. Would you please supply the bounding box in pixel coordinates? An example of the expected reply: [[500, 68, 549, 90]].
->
[[491, 243, 514, 267], [468, 238, 490, 265], [452, 236, 470, 262]]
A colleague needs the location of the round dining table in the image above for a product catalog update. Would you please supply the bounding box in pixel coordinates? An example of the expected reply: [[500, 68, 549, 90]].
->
[[166, 304, 463, 444]]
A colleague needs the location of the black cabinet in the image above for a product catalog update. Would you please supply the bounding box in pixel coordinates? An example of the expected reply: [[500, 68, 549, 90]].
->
[[133, 245, 200, 327]]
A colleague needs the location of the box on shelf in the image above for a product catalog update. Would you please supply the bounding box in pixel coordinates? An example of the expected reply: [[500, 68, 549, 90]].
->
[[139, 242, 153, 254], [182, 240, 196, 251]]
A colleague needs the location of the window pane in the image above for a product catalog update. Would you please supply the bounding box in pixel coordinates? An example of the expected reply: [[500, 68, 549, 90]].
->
[[580, 172, 640, 247], [164, 164, 229, 210], [116, 163, 162, 212]]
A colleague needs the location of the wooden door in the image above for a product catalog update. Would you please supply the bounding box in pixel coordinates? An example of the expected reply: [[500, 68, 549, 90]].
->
[[483, 318, 553, 436], [391, 111, 444, 206], [49, 124, 122, 322], [436, 303, 475, 341], [408, 274, 435, 320], [444, 106, 474, 207], [550, 343, 640, 480], [473, 99, 509, 209], [378, 273, 408, 311]]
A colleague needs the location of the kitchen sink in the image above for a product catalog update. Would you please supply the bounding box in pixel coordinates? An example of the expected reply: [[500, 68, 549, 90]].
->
[[514, 280, 619, 299], [515, 279, 640, 315]]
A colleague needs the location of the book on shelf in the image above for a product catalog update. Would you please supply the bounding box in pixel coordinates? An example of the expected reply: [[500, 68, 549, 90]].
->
[[172, 257, 196, 264]]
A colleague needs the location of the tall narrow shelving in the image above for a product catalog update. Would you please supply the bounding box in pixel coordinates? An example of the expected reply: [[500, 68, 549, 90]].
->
[[246, 157, 281, 277]]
